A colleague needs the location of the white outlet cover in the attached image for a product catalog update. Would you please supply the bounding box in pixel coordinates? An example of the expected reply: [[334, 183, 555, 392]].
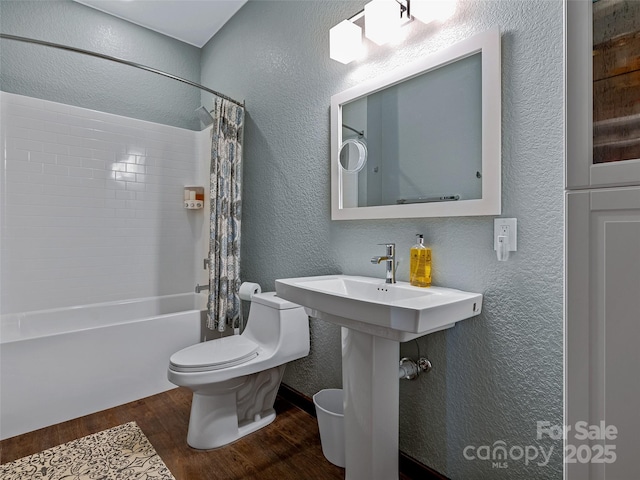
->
[[494, 218, 517, 251]]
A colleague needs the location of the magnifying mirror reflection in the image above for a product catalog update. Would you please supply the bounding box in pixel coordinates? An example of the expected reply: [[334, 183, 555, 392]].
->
[[339, 138, 368, 173]]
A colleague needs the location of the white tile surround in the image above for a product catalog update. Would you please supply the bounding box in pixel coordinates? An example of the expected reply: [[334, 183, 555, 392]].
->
[[0, 92, 209, 314]]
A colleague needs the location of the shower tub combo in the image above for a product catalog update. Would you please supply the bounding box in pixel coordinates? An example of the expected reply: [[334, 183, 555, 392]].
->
[[0, 293, 204, 440]]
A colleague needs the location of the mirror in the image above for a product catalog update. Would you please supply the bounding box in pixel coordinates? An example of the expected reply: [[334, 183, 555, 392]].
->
[[331, 28, 502, 220]]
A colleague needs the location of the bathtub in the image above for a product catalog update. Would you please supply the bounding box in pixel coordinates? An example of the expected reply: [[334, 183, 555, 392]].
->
[[0, 293, 204, 440]]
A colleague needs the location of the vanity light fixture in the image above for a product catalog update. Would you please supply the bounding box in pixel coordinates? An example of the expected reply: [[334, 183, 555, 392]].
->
[[329, 19, 363, 64], [329, 0, 457, 63], [364, 0, 410, 46]]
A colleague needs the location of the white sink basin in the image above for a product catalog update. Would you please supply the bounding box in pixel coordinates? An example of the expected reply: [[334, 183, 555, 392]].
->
[[276, 274, 483, 479], [276, 275, 482, 341]]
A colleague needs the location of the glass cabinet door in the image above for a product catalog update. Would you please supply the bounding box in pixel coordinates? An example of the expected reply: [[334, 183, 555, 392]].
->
[[566, 0, 640, 190], [592, 0, 640, 165]]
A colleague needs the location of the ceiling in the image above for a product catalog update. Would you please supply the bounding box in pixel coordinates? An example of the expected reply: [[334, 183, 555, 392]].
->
[[73, 0, 247, 48]]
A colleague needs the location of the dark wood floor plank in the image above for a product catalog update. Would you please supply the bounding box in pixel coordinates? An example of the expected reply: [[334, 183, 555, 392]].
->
[[1, 388, 347, 480], [0, 387, 418, 479]]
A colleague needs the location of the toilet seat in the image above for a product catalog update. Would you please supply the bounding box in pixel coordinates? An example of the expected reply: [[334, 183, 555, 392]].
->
[[169, 335, 260, 373]]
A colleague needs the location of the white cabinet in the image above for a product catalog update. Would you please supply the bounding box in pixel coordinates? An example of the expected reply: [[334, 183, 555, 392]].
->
[[566, 187, 640, 479], [566, 0, 640, 190], [566, 2, 640, 479]]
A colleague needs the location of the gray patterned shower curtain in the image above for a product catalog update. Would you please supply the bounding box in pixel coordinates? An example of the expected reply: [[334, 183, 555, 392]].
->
[[207, 97, 245, 332]]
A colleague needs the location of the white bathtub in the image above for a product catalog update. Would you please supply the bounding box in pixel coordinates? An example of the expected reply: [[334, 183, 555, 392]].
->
[[0, 293, 204, 440]]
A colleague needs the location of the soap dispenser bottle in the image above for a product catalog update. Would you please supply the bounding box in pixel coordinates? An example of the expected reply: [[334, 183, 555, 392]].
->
[[410, 234, 431, 287]]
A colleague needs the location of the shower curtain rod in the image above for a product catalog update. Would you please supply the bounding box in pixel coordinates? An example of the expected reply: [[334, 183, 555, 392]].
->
[[0, 33, 245, 108]]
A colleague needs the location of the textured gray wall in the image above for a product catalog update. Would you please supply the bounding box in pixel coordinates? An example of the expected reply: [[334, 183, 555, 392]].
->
[[201, 1, 564, 478], [0, 0, 202, 130]]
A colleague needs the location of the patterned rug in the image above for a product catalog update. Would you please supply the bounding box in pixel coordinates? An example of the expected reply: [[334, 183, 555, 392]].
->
[[0, 421, 176, 480]]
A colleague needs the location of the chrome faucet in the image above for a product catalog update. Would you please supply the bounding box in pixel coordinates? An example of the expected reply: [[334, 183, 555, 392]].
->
[[371, 243, 396, 284]]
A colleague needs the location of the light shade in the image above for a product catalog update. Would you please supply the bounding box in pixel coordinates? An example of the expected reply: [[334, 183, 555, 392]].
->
[[364, 0, 401, 46], [330, 20, 363, 64], [411, 0, 457, 24]]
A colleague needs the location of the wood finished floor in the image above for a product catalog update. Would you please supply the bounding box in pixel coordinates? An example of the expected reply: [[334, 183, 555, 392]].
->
[[0, 387, 411, 480]]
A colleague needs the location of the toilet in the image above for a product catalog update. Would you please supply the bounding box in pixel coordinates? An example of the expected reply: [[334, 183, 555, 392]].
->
[[167, 292, 309, 450]]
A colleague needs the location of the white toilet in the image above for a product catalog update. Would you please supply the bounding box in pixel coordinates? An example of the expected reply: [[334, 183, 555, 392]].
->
[[167, 292, 309, 450]]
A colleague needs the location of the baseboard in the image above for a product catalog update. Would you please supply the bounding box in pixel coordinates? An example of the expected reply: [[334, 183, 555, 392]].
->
[[399, 452, 450, 480], [277, 384, 450, 480], [277, 382, 318, 417]]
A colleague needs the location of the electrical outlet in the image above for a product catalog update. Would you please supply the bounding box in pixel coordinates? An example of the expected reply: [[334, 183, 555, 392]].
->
[[494, 218, 517, 252]]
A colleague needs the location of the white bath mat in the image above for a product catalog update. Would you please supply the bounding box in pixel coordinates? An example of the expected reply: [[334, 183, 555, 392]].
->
[[0, 421, 176, 480]]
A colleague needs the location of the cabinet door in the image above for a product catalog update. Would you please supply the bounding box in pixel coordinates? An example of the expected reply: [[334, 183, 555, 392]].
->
[[566, 187, 640, 479], [566, 0, 640, 189]]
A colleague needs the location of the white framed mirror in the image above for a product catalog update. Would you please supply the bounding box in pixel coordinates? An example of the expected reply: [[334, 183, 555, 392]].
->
[[331, 27, 502, 220]]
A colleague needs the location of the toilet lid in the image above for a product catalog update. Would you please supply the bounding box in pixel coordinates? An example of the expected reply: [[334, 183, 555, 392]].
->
[[169, 335, 260, 373]]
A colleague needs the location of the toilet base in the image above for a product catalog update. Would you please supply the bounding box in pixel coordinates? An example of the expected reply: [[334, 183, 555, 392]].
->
[[187, 404, 277, 450], [185, 365, 285, 450]]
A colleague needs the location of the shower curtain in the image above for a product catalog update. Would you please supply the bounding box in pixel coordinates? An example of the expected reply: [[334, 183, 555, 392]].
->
[[207, 97, 245, 332]]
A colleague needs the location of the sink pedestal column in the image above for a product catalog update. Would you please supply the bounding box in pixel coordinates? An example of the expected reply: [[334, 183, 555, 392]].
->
[[342, 327, 400, 480]]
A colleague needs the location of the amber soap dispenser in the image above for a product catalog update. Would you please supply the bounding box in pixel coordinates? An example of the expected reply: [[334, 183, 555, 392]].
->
[[410, 234, 431, 287]]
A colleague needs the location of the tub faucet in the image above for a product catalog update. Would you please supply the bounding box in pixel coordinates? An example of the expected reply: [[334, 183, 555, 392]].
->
[[371, 243, 396, 284], [195, 283, 210, 293]]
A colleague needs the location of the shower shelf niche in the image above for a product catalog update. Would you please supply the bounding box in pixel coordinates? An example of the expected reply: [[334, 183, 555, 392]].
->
[[184, 186, 204, 209]]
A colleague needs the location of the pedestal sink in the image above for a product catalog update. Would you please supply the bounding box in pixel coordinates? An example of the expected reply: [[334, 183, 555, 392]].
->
[[275, 275, 482, 480]]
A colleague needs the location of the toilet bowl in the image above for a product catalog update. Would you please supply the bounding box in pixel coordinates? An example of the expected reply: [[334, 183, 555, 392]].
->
[[167, 292, 309, 449]]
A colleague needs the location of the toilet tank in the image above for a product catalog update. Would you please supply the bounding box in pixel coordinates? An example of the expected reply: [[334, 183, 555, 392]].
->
[[243, 292, 310, 359]]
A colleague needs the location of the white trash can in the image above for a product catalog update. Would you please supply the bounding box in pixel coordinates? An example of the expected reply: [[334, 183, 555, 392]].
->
[[313, 388, 345, 468]]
